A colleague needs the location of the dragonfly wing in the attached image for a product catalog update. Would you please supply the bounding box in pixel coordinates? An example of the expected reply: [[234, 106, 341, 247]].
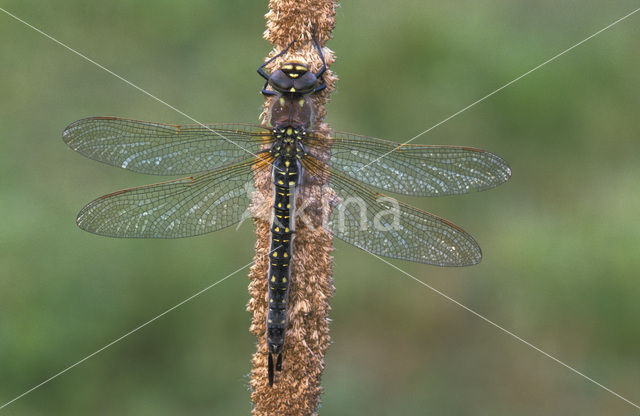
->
[[306, 132, 511, 196], [77, 159, 265, 238], [63, 117, 271, 175], [303, 157, 481, 266]]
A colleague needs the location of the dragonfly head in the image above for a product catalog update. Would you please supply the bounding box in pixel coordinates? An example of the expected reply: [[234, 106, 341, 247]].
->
[[269, 62, 318, 95]]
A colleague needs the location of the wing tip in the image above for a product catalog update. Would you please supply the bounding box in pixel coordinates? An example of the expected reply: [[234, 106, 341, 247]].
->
[[491, 152, 513, 183], [450, 234, 482, 267], [469, 153, 512, 194], [75, 203, 101, 236], [62, 119, 81, 145], [62, 116, 104, 145]]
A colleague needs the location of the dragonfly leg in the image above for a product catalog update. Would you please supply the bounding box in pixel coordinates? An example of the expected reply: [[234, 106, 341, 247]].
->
[[313, 81, 326, 94], [261, 85, 278, 96], [311, 26, 327, 92], [257, 40, 296, 81], [259, 40, 295, 97]]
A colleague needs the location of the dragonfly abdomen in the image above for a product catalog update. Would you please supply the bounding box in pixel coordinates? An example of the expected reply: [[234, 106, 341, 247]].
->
[[266, 155, 299, 385]]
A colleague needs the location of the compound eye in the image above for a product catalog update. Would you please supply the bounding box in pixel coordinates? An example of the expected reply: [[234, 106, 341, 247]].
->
[[269, 70, 294, 92], [293, 71, 317, 93]]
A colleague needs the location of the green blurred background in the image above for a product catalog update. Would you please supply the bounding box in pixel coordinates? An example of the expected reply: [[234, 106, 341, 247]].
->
[[1, 0, 639, 414]]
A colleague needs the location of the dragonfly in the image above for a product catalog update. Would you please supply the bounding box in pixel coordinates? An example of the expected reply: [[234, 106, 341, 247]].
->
[[63, 34, 511, 386]]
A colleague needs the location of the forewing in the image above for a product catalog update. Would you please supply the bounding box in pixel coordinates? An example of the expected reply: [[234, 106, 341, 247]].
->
[[63, 117, 271, 175], [77, 159, 264, 238], [303, 157, 482, 266], [305, 132, 511, 196]]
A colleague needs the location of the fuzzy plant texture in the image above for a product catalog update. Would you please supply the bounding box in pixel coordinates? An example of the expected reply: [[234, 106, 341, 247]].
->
[[246, 0, 338, 415]]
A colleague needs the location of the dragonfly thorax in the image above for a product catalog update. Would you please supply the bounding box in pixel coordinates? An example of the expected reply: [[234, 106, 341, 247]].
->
[[268, 94, 313, 130]]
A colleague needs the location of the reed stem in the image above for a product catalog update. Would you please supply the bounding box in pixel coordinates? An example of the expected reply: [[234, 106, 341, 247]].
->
[[247, 1, 337, 414]]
